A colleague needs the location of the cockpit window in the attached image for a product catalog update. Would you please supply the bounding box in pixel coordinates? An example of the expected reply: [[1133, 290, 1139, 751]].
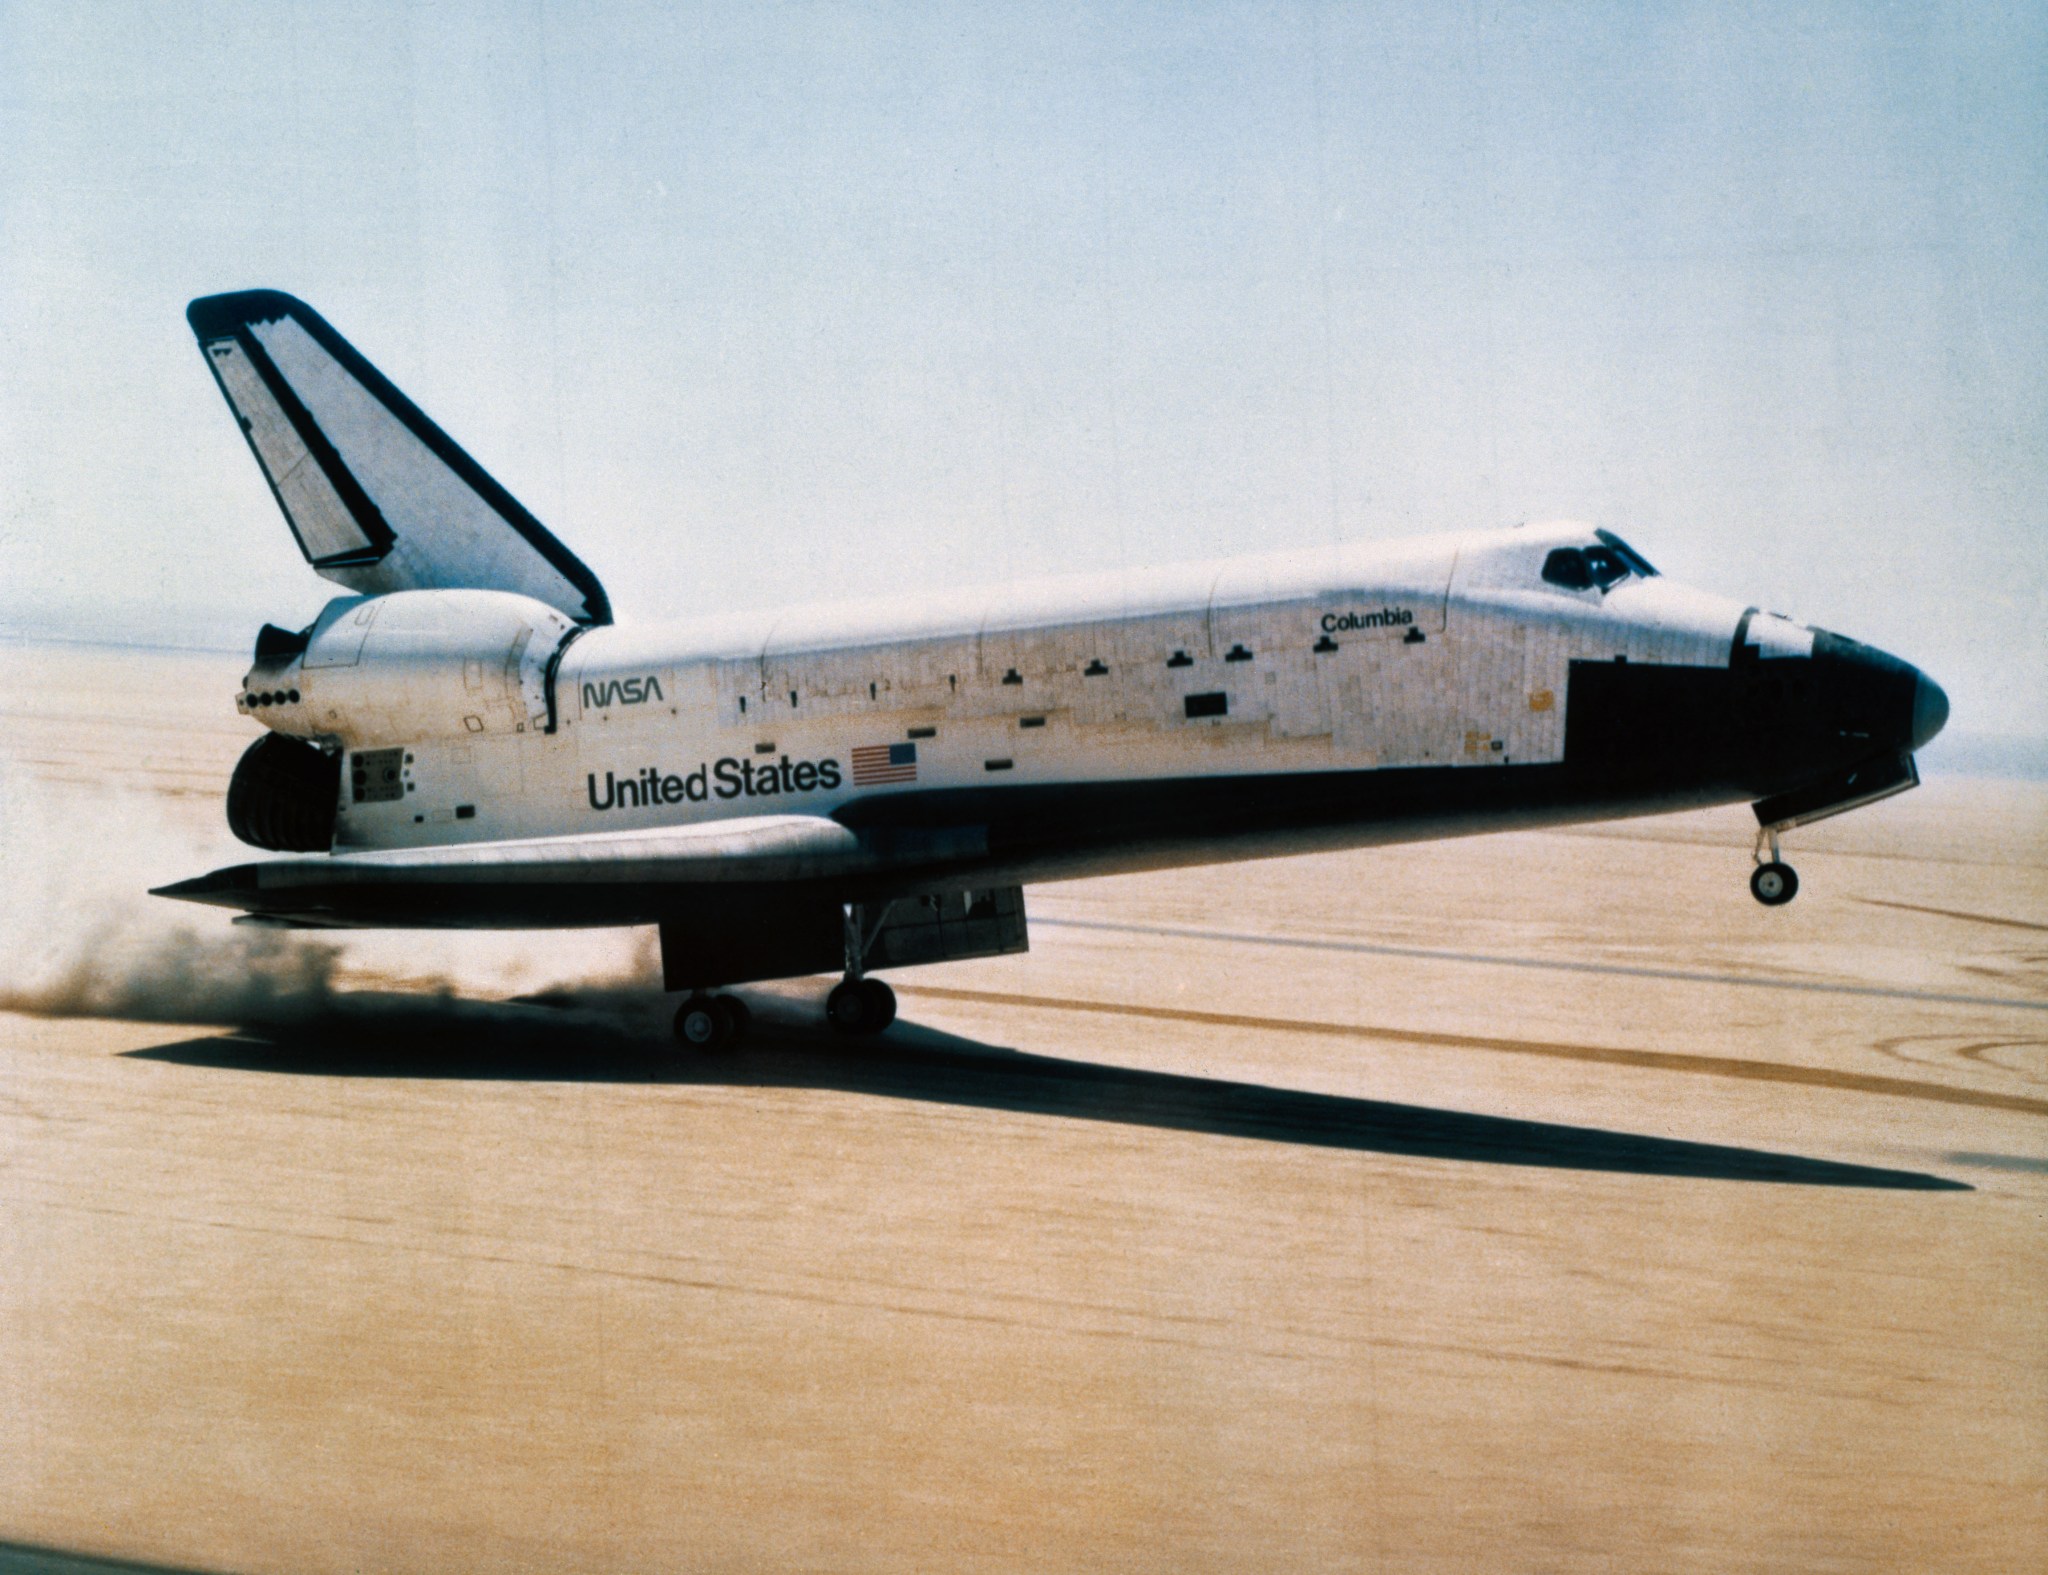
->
[[1594, 529, 1658, 577], [1580, 545, 1629, 589], [1541, 548, 1595, 590], [1543, 533, 1657, 594]]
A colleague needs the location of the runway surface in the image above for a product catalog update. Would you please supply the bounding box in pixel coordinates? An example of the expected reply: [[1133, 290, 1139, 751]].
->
[[2, 642, 2044, 1572]]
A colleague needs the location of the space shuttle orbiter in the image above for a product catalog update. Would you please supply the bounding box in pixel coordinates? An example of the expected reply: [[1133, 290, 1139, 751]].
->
[[158, 290, 1948, 1046]]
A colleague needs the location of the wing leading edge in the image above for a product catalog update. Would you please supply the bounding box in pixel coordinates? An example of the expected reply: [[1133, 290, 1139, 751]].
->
[[150, 816, 989, 929]]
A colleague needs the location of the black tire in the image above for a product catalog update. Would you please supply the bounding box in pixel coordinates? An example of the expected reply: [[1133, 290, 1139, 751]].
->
[[715, 995, 752, 1044], [674, 998, 728, 1048], [861, 978, 897, 1030], [1750, 861, 1799, 906], [827, 979, 871, 1034], [827, 978, 896, 1036]]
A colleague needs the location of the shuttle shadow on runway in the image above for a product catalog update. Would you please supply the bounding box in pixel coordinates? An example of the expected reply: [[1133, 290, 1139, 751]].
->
[[118, 987, 1967, 1190], [0, 1540, 216, 1575]]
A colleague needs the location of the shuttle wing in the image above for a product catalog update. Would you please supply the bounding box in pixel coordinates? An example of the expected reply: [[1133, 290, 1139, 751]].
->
[[152, 816, 987, 928], [188, 290, 611, 625]]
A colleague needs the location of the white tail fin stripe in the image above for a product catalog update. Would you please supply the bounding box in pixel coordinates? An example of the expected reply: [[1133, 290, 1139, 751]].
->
[[201, 328, 391, 566]]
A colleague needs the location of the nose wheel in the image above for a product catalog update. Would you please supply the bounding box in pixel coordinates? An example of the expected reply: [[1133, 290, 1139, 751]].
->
[[1750, 827, 1799, 906], [673, 993, 752, 1049]]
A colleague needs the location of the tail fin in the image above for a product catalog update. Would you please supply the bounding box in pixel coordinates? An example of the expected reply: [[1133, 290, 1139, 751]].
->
[[187, 290, 611, 625]]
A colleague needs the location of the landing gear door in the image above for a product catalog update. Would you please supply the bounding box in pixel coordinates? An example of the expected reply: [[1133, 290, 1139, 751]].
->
[[868, 888, 1028, 970]]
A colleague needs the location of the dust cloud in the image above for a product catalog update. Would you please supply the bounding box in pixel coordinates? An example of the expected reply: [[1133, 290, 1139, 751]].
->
[[0, 917, 354, 1025], [0, 757, 662, 1036]]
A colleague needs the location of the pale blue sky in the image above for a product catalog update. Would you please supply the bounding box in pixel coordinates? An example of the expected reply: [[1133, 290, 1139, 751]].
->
[[2, 1, 2041, 737]]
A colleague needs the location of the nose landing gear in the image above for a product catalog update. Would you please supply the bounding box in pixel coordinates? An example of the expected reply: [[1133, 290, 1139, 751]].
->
[[1750, 827, 1799, 906]]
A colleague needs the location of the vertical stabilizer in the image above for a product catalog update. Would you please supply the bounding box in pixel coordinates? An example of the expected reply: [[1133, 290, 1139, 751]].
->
[[187, 290, 611, 625]]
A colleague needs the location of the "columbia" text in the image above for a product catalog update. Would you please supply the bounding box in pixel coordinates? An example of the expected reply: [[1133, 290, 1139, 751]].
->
[[1321, 607, 1415, 632]]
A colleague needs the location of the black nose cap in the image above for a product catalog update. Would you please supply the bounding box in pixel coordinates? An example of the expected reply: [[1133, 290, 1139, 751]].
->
[[1909, 670, 1949, 752]]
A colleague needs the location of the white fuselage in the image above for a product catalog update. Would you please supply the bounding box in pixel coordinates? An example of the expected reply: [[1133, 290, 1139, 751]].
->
[[169, 289, 1946, 970], [239, 522, 1753, 861]]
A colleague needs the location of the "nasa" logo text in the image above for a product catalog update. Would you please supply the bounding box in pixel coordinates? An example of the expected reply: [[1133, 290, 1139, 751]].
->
[[582, 675, 665, 709]]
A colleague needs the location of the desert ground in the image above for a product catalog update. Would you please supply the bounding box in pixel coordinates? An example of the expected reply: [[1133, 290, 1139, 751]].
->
[[1, 640, 2043, 1574]]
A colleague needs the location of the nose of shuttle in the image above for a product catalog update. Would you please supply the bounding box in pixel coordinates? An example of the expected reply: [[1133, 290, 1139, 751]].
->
[[1808, 630, 1946, 759], [1740, 628, 1949, 809], [1909, 670, 1950, 753]]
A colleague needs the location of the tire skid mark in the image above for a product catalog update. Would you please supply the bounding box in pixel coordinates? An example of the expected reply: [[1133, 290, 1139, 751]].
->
[[1954, 1041, 2048, 1077], [1033, 915, 2048, 1012], [1855, 898, 2048, 934], [30, 1197, 1895, 1399], [898, 985, 2048, 1118], [1561, 823, 2047, 872], [1870, 1031, 2048, 1084], [37, 1198, 1328, 1365]]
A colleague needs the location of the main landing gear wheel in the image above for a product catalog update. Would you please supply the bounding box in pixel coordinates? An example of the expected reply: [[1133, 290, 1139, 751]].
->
[[1750, 861, 1799, 906], [673, 993, 750, 1049], [826, 977, 897, 1036]]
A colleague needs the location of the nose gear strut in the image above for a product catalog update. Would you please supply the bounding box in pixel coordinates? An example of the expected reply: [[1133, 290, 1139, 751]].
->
[[1750, 826, 1799, 906]]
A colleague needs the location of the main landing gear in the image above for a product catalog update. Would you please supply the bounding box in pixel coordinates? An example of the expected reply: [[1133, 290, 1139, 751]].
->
[[673, 992, 752, 1049], [827, 976, 897, 1034], [829, 900, 897, 1036], [669, 901, 902, 1050], [1750, 826, 1799, 907]]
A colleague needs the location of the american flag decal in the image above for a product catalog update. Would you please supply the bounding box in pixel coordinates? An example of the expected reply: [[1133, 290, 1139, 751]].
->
[[850, 741, 918, 786]]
